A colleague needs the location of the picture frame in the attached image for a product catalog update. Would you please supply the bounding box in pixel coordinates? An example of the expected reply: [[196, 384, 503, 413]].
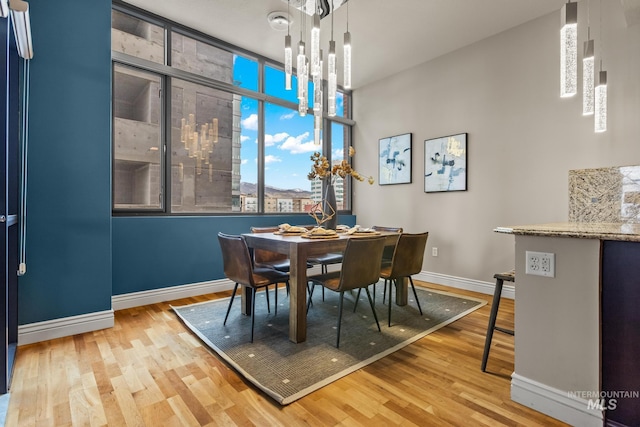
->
[[424, 133, 468, 193], [378, 133, 412, 185]]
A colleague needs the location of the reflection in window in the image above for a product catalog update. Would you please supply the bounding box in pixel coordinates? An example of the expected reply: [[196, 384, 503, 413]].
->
[[113, 64, 163, 210], [171, 32, 234, 83], [171, 78, 243, 213], [112, 10, 164, 64]]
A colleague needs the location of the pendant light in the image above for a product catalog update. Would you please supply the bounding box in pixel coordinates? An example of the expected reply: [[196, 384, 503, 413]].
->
[[297, 4, 307, 115], [311, 7, 320, 77], [560, 1, 578, 97], [327, 1, 337, 117], [343, 0, 351, 89], [583, 1, 594, 115], [595, 69, 607, 132], [583, 35, 595, 115], [284, 1, 292, 90], [594, 0, 607, 133]]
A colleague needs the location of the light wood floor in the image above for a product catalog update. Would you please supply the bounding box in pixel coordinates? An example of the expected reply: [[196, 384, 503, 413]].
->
[[5, 282, 568, 426]]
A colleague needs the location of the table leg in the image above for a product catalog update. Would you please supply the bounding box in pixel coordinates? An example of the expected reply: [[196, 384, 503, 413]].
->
[[289, 245, 307, 343], [240, 286, 252, 315], [395, 277, 408, 306]]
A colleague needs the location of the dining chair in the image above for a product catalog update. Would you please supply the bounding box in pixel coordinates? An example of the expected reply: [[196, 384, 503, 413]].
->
[[250, 226, 293, 272], [307, 235, 386, 348], [371, 225, 403, 266], [218, 232, 290, 342], [367, 232, 429, 327]]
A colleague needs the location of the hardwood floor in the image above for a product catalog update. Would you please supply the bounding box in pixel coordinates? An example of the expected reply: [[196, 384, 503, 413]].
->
[[5, 282, 568, 426]]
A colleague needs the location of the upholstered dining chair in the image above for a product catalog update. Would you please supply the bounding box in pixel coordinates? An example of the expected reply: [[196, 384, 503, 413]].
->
[[371, 225, 403, 266], [250, 226, 293, 272], [218, 232, 289, 342], [306, 235, 387, 348], [379, 232, 429, 326], [250, 226, 313, 299]]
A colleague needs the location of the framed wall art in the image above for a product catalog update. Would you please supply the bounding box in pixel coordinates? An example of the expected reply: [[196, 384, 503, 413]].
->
[[378, 133, 412, 185], [424, 133, 467, 193]]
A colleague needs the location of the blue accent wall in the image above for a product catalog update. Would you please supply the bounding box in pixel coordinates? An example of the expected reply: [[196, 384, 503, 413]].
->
[[18, 0, 113, 324], [112, 214, 355, 295], [18, 0, 356, 325]]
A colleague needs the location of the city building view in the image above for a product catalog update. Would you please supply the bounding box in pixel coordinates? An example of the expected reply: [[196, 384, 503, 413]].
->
[[111, 10, 351, 214]]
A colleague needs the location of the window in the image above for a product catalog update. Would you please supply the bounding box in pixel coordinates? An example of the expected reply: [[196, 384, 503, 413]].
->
[[112, 10, 164, 64], [113, 64, 163, 210], [264, 103, 316, 213], [112, 6, 353, 215]]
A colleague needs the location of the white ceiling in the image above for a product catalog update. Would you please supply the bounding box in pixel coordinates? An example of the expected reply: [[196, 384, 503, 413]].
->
[[122, 0, 563, 89]]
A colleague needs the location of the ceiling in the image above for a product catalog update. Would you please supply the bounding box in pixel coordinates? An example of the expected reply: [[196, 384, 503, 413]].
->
[[122, 0, 564, 89]]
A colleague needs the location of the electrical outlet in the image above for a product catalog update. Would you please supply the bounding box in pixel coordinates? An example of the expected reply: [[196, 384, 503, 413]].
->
[[432, 247, 438, 257], [525, 251, 555, 277]]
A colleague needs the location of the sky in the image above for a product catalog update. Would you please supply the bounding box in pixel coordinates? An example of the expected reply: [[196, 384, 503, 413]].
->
[[233, 55, 345, 191]]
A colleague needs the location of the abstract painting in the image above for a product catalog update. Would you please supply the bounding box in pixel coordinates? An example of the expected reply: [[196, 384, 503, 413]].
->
[[424, 133, 467, 192], [379, 133, 412, 185]]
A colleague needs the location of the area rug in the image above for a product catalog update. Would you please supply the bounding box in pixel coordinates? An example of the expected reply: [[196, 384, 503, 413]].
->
[[172, 282, 486, 405]]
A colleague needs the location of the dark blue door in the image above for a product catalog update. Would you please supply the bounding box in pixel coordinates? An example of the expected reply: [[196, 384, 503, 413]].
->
[[0, 16, 20, 395]]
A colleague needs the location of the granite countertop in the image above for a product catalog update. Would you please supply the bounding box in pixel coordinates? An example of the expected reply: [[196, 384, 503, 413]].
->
[[494, 222, 640, 242]]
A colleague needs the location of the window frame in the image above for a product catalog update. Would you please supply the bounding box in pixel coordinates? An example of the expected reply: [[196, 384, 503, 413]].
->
[[111, 1, 355, 216]]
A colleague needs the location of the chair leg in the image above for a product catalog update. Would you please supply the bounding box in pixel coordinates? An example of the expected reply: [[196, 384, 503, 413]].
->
[[336, 292, 345, 348], [307, 282, 316, 313], [353, 288, 362, 312], [481, 278, 504, 372], [383, 279, 388, 304], [388, 280, 394, 327], [274, 283, 278, 316], [265, 285, 271, 314], [365, 287, 381, 332], [223, 283, 239, 325], [251, 288, 257, 343], [409, 277, 423, 315]]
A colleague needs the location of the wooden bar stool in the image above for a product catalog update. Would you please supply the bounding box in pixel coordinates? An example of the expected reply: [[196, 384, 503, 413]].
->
[[481, 270, 515, 372]]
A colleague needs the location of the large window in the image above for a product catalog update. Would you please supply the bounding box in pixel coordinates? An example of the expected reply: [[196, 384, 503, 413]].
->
[[112, 4, 353, 215]]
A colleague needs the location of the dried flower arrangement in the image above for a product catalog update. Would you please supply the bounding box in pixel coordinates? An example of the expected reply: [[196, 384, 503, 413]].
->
[[307, 147, 374, 185]]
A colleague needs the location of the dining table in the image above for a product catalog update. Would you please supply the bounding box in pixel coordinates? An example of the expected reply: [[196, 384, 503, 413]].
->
[[241, 230, 405, 343]]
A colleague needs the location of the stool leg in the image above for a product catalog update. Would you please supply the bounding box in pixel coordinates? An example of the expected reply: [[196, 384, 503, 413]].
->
[[481, 278, 504, 372]]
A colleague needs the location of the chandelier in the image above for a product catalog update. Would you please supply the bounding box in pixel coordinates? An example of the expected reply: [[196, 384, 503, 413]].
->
[[180, 114, 218, 182], [282, 0, 351, 145]]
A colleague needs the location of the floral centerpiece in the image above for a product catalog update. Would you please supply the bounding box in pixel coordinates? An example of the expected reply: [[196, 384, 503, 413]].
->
[[307, 147, 373, 229]]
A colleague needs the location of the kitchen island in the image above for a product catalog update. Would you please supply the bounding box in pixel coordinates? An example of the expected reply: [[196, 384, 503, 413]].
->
[[497, 222, 639, 427]]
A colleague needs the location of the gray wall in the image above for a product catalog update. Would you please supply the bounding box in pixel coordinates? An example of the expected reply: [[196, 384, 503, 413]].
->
[[352, 2, 640, 283]]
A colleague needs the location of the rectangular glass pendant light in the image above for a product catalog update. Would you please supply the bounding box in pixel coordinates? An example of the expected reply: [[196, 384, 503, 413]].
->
[[560, 1, 578, 97], [595, 70, 607, 133], [582, 39, 594, 115]]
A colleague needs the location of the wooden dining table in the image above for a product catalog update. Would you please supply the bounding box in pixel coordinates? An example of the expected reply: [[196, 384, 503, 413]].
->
[[241, 230, 405, 343]]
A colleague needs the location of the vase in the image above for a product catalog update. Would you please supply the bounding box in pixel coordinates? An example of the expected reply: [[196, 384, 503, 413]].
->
[[322, 182, 338, 230]]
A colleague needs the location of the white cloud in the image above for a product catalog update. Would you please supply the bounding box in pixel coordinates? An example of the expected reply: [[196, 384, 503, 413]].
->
[[280, 111, 296, 120], [333, 148, 345, 160], [278, 132, 319, 154], [265, 155, 282, 164], [240, 135, 250, 142], [241, 159, 248, 165], [241, 113, 258, 131], [265, 132, 289, 147]]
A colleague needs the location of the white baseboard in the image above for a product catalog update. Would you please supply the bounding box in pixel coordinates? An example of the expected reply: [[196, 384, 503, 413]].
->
[[416, 271, 515, 300], [17, 269, 494, 346], [511, 373, 604, 427], [18, 309, 114, 346], [112, 278, 237, 311]]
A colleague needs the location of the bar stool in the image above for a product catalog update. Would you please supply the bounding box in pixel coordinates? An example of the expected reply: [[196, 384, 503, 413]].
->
[[481, 270, 515, 372]]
